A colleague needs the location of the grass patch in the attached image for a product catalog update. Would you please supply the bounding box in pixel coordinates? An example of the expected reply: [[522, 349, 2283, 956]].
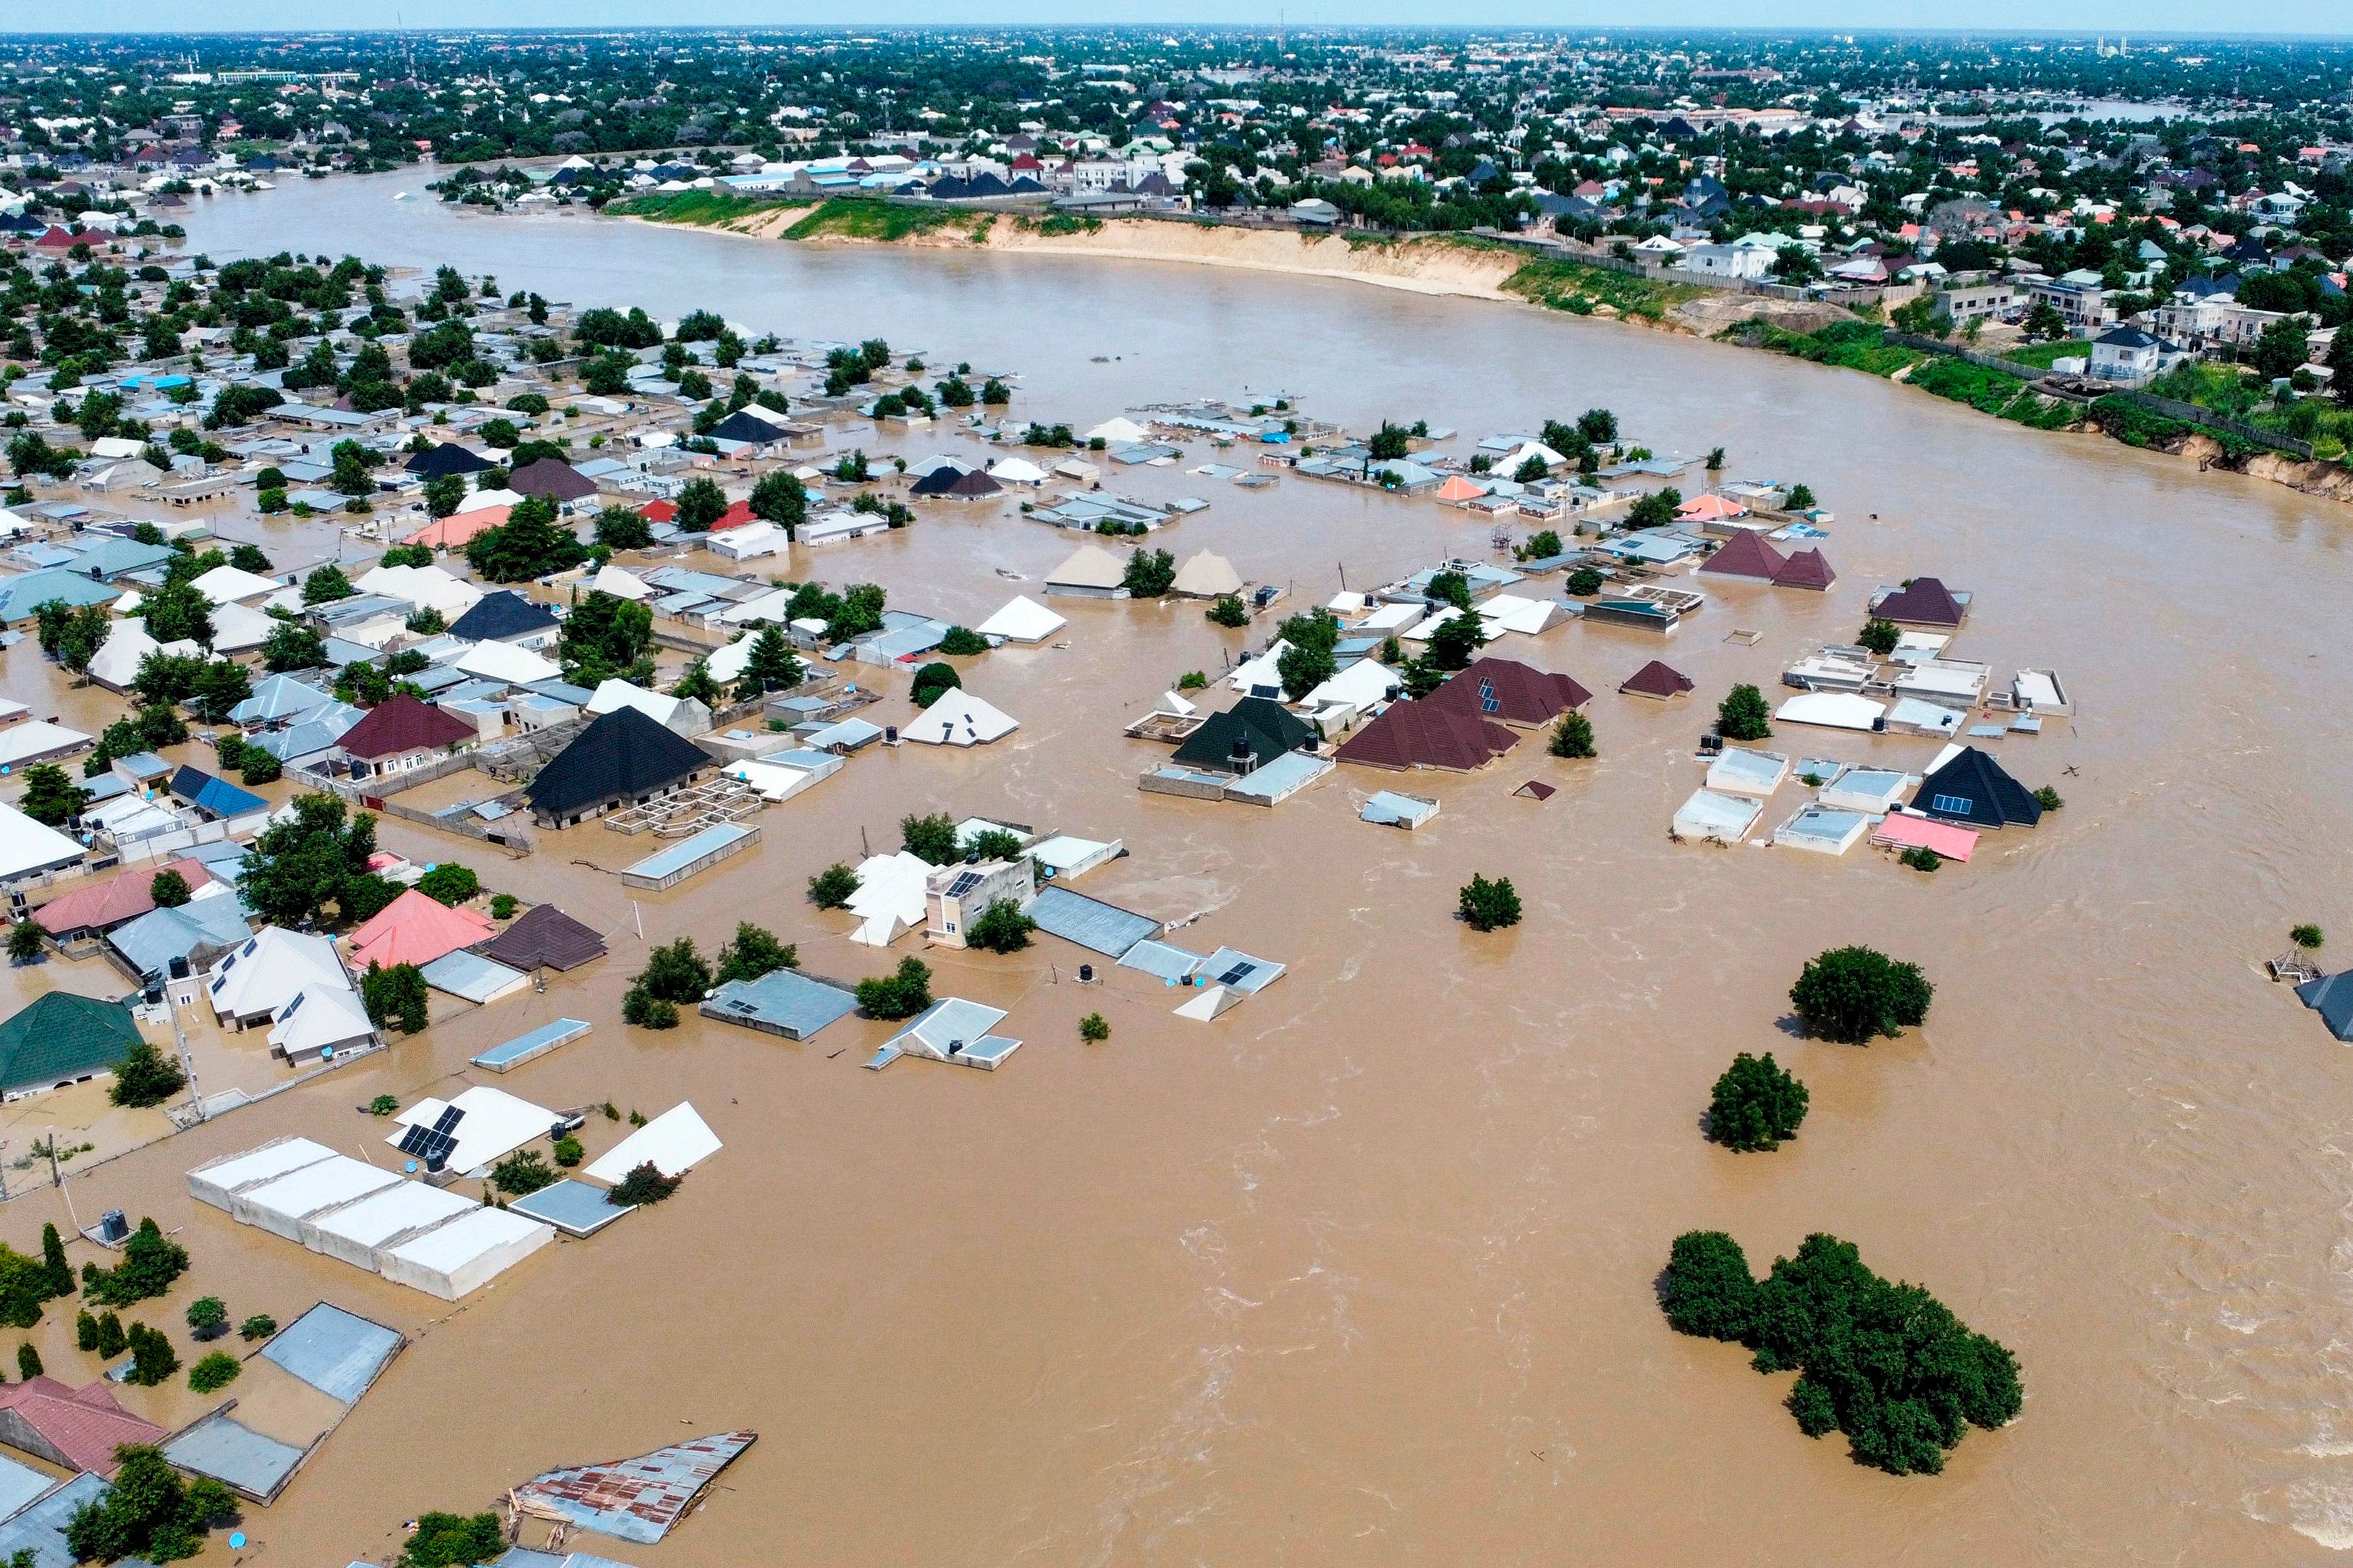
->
[[1503, 257, 1705, 321], [1735, 320, 2074, 431], [1012, 212, 1103, 237], [781, 198, 971, 242], [609, 190, 807, 226], [1990, 339, 2082, 370], [1726, 318, 1925, 376]]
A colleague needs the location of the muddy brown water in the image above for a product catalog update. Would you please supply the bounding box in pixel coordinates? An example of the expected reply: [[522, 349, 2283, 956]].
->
[[0, 171, 2347, 1564]]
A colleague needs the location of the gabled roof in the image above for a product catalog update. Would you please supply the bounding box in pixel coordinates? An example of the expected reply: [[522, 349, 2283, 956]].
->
[[337, 693, 479, 760], [1170, 697, 1312, 771], [1335, 699, 1519, 771], [1699, 530, 1789, 582], [0, 1376, 166, 1475], [34, 857, 214, 936], [346, 888, 497, 972], [1913, 746, 2042, 829], [508, 458, 598, 501], [448, 589, 559, 643], [526, 705, 710, 818], [1423, 657, 1589, 726], [477, 903, 608, 972], [405, 441, 494, 478], [1620, 659, 1694, 698], [1873, 576, 1968, 627]]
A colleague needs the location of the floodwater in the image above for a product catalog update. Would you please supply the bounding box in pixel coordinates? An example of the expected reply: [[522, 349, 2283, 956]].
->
[[4, 169, 2350, 1564]]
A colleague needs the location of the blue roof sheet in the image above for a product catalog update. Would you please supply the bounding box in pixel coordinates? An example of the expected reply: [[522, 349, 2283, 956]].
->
[[473, 1017, 592, 1072], [259, 1302, 405, 1402], [161, 1412, 308, 1501], [0, 1472, 109, 1568], [698, 968, 858, 1039], [1027, 886, 1160, 959], [0, 1454, 53, 1522], [622, 823, 753, 882], [509, 1178, 636, 1237]]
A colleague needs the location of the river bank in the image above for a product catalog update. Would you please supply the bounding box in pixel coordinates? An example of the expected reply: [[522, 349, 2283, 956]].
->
[[617, 194, 2352, 506]]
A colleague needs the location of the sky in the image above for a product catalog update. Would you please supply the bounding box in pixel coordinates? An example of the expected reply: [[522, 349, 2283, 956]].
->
[[20, 4, 2353, 37]]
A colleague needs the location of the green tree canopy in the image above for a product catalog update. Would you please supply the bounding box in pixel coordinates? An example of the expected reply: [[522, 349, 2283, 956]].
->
[[1788, 946, 1934, 1044], [1707, 1053, 1809, 1151]]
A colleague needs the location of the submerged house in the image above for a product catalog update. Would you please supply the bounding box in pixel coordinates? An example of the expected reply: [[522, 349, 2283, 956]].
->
[[1620, 659, 1695, 700], [1335, 699, 1518, 772], [1870, 576, 1970, 628], [1912, 746, 2042, 830], [1423, 657, 1589, 727], [333, 693, 480, 781], [1170, 697, 1314, 775], [525, 706, 712, 828], [0, 992, 143, 1101]]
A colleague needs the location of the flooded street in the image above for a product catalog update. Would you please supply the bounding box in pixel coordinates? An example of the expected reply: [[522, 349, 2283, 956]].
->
[[6, 168, 2352, 1563]]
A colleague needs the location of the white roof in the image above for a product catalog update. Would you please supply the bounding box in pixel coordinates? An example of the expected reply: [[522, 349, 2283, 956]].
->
[[1504, 440, 1571, 470], [986, 457, 1049, 484], [1774, 691, 1887, 732], [1227, 640, 1290, 693], [1353, 601, 1420, 633], [709, 521, 788, 559], [1083, 416, 1149, 444], [589, 563, 651, 601], [845, 850, 931, 946], [1171, 551, 1243, 597], [585, 1102, 722, 1182], [1303, 659, 1398, 710], [1046, 543, 1128, 589], [187, 1136, 337, 1207], [1327, 590, 1367, 615], [586, 679, 696, 729], [190, 564, 281, 605], [706, 634, 754, 685], [454, 638, 561, 686], [210, 599, 278, 654], [304, 1178, 476, 1253], [1673, 788, 1764, 841], [207, 927, 350, 1019], [379, 1204, 551, 1292], [904, 687, 1018, 746], [355, 562, 483, 619], [0, 719, 92, 768], [904, 454, 971, 479], [390, 1085, 559, 1177], [463, 486, 526, 511], [238, 1155, 401, 1229], [1477, 593, 1560, 636], [974, 595, 1066, 643], [266, 984, 375, 1058], [85, 621, 159, 690], [1053, 458, 1099, 482], [1705, 747, 1791, 797]]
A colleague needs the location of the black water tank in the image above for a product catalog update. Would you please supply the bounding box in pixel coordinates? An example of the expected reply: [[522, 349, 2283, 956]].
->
[[1078, 964, 1094, 983], [167, 956, 189, 980], [885, 725, 899, 743]]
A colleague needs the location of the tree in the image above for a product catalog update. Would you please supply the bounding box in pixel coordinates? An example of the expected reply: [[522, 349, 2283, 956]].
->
[[491, 1147, 558, 1196], [1856, 616, 1901, 657], [2020, 298, 2067, 341], [901, 811, 961, 865], [937, 625, 989, 656], [64, 1444, 235, 1561], [1717, 683, 1773, 742], [748, 470, 806, 537], [856, 956, 933, 1020], [607, 1161, 684, 1206], [593, 506, 653, 550], [2328, 324, 2353, 408], [1205, 595, 1250, 628], [1565, 566, 1605, 597], [187, 1352, 241, 1394], [671, 658, 721, 705], [185, 1297, 228, 1340], [96, 1312, 127, 1358], [1078, 1012, 1111, 1043], [1548, 711, 1596, 758], [398, 1512, 505, 1568], [360, 962, 430, 1034], [2252, 315, 2310, 383], [809, 863, 861, 909], [109, 1042, 187, 1109], [302, 564, 355, 604], [82, 1219, 188, 1308], [142, 580, 214, 648], [1513, 454, 1550, 484], [1626, 487, 1682, 529], [240, 1313, 277, 1342], [465, 493, 587, 582], [0, 1246, 45, 1329], [910, 661, 960, 708], [714, 922, 796, 983], [415, 863, 478, 906], [1366, 420, 1412, 460], [1457, 874, 1522, 931], [1121, 547, 1175, 598], [41, 1224, 72, 1299], [1660, 1229, 1760, 1340], [675, 476, 728, 532], [422, 472, 466, 518], [6, 920, 41, 965], [149, 870, 192, 909], [1788, 946, 1934, 1044], [964, 899, 1036, 954], [559, 590, 655, 685], [18, 765, 89, 826], [2292, 924, 2325, 950], [260, 620, 326, 672], [1427, 611, 1484, 671], [238, 794, 378, 928], [1708, 1053, 1810, 1151], [1577, 407, 1618, 445], [735, 625, 803, 696], [189, 661, 252, 725], [14, 1342, 38, 1380]]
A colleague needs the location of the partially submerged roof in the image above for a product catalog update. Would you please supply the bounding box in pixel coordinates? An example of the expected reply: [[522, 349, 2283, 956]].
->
[[1028, 886, 1162, 958], [1698, 530, 1788, 582], [527, 706, 709, 819], [510, 1431, 759, 1545], [904, 687, 1018, 747], [258, 1302, 405, 1403], [1170, 697, 1311, 771], [478, 903, 608, 971], [1045, 543, 1128, 588], [1872, 576, 1968, 627], [1914, 745, 2042, 829], [1424, 657, 1590, 726], [0, 991, 142, 1098], [699, 967, 858, 1040], [1335, 700, 1518, 772], [583, 1103, 721, 1183], [1620, 659, 1694, 698], [2298, 971, 2353, 1043], [1171, 550, 1243, 597], [974, 595, 1066, 643], [347, 888, 497, 972], [0, 1376, 166, 1476], [449, 589, 560, 643]]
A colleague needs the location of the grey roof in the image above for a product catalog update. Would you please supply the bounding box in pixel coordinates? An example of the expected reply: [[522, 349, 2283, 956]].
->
[[509, 1178, 636, 1238], [107, 895, 253, 982], [1196, 947, 1285, 993], [1117, 938, 1204, 982], [512, 1432, 757, 1545], [229, 672, 334, 726], [471, 1017, 593, 1072], [890, 996, 1013, 1056], [698, 967, 858, 1040], [161, 1410, 308, 1501], [258, 1302, 405, 1402], [245, 701, 364, 763], [1028, 886, 1162, 958], [0, 1454, 53, 1523], [0, 1472, 112, 1568], [2299, 971, 2353, 1042], [420, 947, 528, 1003]]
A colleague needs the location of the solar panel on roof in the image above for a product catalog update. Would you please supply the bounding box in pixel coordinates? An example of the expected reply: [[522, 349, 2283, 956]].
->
[[1478, 679, 1499, 714], [1217, 962, 1255, 986], [946, 871, 985, 898], [433, 1106, 465, 1135]]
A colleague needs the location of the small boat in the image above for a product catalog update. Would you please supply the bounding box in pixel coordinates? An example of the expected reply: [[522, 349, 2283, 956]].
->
[[994, 567, 1026, 580], [394, 191, 412, 201]]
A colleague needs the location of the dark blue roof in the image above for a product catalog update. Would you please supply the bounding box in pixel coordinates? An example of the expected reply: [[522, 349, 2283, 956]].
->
[[169, 766, 268, 821]]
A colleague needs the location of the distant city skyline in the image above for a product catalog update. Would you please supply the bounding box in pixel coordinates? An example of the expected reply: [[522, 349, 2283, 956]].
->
[[22, 4, 2353, 39]]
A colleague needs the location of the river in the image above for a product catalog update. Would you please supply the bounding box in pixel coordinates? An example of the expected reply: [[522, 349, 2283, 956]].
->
[[8, 167, 2352, 1564]]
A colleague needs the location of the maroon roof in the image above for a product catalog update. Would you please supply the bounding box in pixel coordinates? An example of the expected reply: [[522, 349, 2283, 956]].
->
[[945, 468, 1004, 497], [1774, 547, 1837, 591], [1699, 530, 1788, 582], [1335, 700, 1518, 772], [1872, 575, 1967, 627], [508, 457, 599, 501], [1422, 656, 1590, 726], [0, 1376, 166, 1475], [478, 902, 608, 971], [1513, 779, 1557, 801], [336, 692, 479, 760], [1619, 659, 1695, 699]]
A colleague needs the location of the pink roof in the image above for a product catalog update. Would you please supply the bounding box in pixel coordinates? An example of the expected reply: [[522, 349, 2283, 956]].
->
[[402, 505, 509, 550], [0, 1376, 166, 1475], [1677, 493, 1749, 522], [1870, 812, 1978, 863], [35, 858, 216, 937], [1434, 475, 1487, 503], [346, 887, 496, 971]]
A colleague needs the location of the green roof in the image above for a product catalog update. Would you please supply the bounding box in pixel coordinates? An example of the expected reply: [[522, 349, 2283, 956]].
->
[[0, 992, 143, 1096]]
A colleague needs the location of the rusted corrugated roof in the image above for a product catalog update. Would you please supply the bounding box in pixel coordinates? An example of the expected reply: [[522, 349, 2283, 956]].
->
[[512, 1431, 756, 1544]]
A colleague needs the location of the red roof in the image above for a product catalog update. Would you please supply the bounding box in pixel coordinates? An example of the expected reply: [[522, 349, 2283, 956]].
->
[[1335, 700, 1518, 772], [1774, 547, 1837, 591], [639, 499, 678, 523], [1699, 530, 1788, 583], [1423, 657, 1590, 727], [0, 1376, 166, 1475], [1619, 659, 1694, 699], [336, 692, 479, 761], [346, 887, 496, 971], [34, 857, 216, 937], [32, 225, 77, 250], [707, 499, 756, 531]]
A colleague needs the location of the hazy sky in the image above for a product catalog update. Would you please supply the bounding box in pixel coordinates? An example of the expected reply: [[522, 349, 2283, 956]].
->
[[23, 3, 2353, 36]]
